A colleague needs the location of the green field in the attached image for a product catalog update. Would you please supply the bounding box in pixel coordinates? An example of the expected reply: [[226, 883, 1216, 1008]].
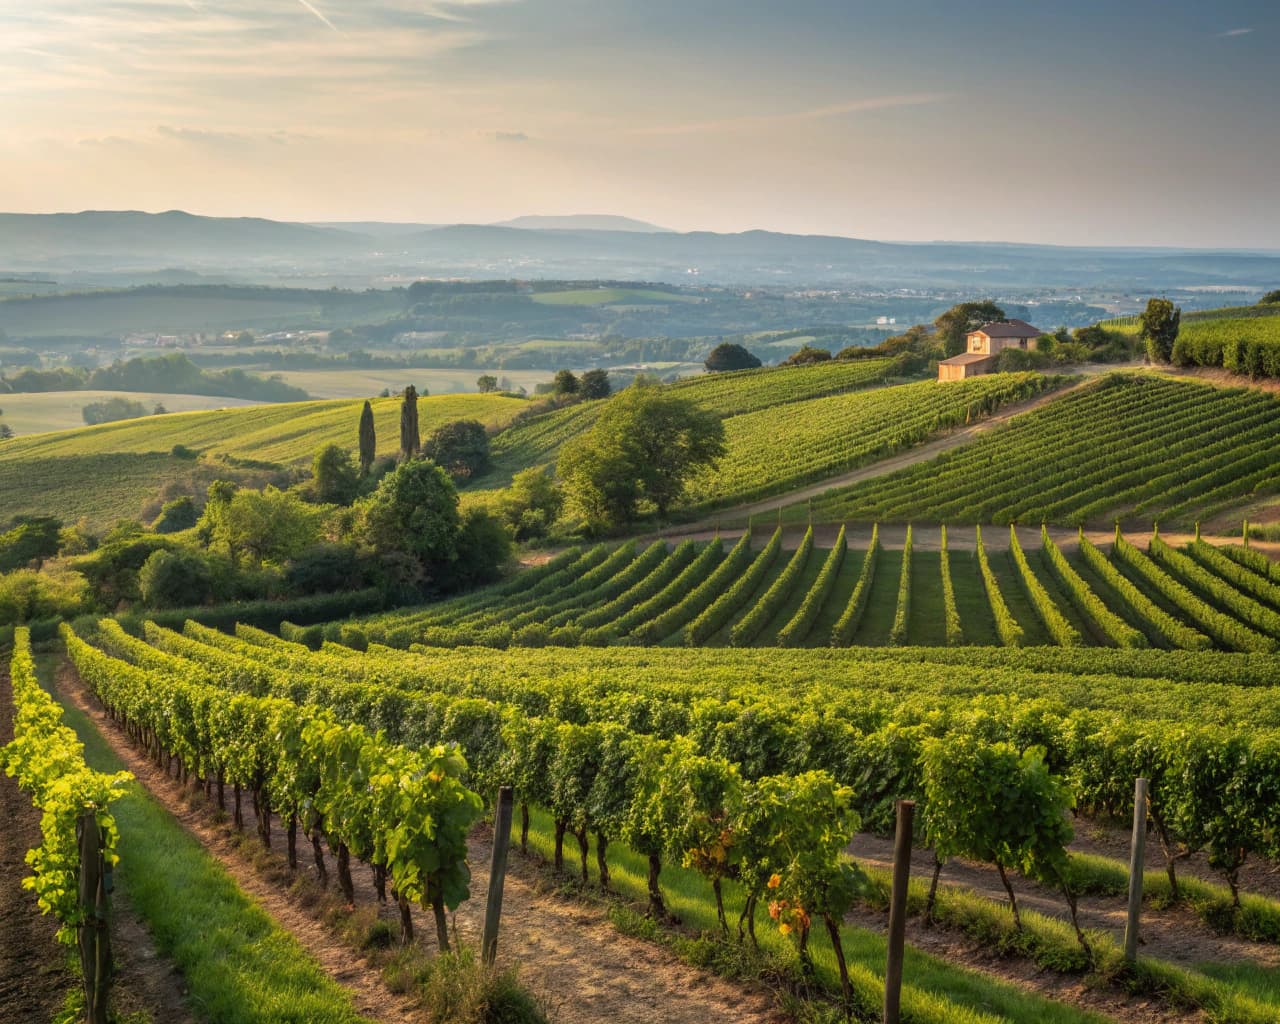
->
[[791, 373, 1280, 528], [254, 367, 555, 400], [529, 287, 701, 306], [0, 392, 527, 527], [0, 286, 404, 336], [478, 357, 906, 490], [0, 390, 263, 436]]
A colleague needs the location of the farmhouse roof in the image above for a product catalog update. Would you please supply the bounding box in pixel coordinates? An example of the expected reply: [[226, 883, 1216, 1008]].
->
[[939, 352, 997, 365], [971, 319, 1042, 339]]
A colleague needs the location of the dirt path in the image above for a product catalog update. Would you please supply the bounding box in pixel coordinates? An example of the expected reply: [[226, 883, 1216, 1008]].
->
[[58, 662, 785, 1024], [848, 833, 1280, 973]]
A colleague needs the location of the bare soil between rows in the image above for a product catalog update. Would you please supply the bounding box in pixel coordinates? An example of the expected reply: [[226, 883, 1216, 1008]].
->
[[57, 660, 785, 1024]]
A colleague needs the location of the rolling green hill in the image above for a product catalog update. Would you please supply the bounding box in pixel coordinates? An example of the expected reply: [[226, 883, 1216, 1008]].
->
[[480, 358, 903, 488], [0, 284, 405, 337], [0, 392, 527, 527]]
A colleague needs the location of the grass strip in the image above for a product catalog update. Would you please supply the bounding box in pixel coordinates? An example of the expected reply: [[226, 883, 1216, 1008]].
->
[[38, 656, 375, 1024], [858, 861, 1280, 1023]]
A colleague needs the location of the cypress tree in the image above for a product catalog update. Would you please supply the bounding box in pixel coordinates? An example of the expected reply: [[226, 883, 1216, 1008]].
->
[[399, 385, 420, 461], [358, 399, 376, 476]]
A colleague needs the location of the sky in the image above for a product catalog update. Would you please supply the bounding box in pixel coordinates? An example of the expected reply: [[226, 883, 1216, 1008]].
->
[[0, 0, 1277, 247]]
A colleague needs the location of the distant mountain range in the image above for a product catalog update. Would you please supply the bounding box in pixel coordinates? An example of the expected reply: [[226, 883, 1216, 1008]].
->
[[1, 209, 1277, 292], [491, 214, 672, 233]]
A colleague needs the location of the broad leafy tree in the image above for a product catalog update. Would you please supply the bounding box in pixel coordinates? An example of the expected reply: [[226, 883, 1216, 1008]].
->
[[475, 374, 499, 393], [422, 419, 489, 479], [557, 381, 724, 529], [579, 368, 611, 399], [781, 345, 831, 365], [934, 300, 1006, 357], [1260, 289, 1280, 305], [704, 342, 762, 372], [1138, 297, 1181, 363], [499, 466, 564, 540], [355, 459, 460, 593], [553, 369, 579, 396], [311, 443, 360, 504]]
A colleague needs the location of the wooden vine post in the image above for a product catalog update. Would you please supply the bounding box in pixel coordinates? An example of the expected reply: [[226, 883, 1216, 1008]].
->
[[77, 809, 112, 1024], [482, 786, 515, 966], [1124, 778, 1149, 963], [884, 799, 915, 1024]]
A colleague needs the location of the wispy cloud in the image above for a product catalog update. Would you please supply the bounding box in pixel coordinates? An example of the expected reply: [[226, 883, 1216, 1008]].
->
[[1217, 27, 1253, 37], [295, 0, 339, 32], [633, 94, 950, 136], [492, 130, 528, 142]]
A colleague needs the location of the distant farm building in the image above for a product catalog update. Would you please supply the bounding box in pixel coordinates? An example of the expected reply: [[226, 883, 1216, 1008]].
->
[[937, 319, 1042, 381]]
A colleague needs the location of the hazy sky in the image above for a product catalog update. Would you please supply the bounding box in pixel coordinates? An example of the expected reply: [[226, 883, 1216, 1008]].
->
[[2, 0, 1277, 246]]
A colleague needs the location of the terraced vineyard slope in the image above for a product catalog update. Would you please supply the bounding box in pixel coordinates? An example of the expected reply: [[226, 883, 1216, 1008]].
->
[[325, 527, 1280, 653], [789, 374, 1280, 528]]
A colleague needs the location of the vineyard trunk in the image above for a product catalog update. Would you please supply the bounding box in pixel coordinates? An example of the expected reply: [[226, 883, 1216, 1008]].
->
[[575, 827, 589, 883], [595, 831, 610, 890], [286, 814, 298, 870], [823, 913, 852, 1007], [310, 828, 328, 887], [996, 863, 1022, 930], [647, 853, 665, 918], [336, 843, 355, 905], [553, 819, 567, 871], [926, 856, 944, 922], [397, 892, 414, 944]]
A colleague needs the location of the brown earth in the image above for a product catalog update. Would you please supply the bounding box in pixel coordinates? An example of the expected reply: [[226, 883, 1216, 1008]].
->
[[57, 661, 786, 1024]]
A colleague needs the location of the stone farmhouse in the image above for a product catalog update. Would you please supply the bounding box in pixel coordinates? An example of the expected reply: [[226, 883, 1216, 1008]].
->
[[937, 319, 1042, 381]]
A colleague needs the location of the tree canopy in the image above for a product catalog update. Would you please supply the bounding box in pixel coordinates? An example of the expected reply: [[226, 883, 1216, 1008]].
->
[[557, 382, 725, 529], [422, 419, 490, 480], [1138, 297, 1181, 363], [781, 345, 831, 366], [1260, 289, 1280, 305], [934, 301, 1006, 357], [704, 342, 762, 372], [579, 368, 611, 400], [312, 443, 360, 504], [553, 369, 580, 396], [355, 459, 461, 594]]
